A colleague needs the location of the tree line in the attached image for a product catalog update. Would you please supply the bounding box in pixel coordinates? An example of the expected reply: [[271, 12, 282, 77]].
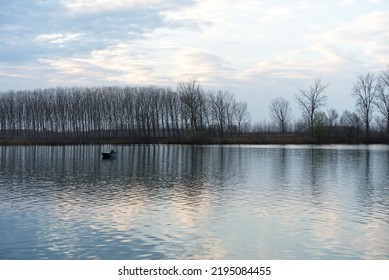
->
[[0, 78, 251, 143], [1, 68, 388, 144]]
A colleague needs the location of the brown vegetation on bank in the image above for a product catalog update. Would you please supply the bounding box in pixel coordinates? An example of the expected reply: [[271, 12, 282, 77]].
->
[[1, 132, 387, 146]]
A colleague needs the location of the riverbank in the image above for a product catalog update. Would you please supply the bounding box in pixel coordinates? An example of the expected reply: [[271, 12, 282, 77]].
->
[[1, 135, 388, 145]]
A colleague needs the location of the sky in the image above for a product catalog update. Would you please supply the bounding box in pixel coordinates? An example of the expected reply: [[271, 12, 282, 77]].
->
[[0, 0, 388, 121]]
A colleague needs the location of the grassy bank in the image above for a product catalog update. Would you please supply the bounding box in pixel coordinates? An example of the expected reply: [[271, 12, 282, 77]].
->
[[2, 134, 388, 145]]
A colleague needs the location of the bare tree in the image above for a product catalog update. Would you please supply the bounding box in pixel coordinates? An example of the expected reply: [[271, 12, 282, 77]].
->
[[352, 73, 376, 138], [340, 110, 362, 140], [326, 108, 339, 140], [177, 78, 203, 132], [209, 90, 234, 136], [233, 101, 251, 136], [296, 79, 328, 137], [269, 97, 292, 136], [327, 108, 339, 127], [165, 89, 181, 137], [374, 69, 389, 134], [0, 83, 252, 142]]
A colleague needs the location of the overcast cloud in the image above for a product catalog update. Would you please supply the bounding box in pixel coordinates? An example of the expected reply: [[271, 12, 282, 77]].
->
[[0, 0, 388, 120]]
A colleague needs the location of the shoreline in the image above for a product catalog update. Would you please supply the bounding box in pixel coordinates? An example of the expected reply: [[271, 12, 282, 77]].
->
[[1, 135, 388, 146]]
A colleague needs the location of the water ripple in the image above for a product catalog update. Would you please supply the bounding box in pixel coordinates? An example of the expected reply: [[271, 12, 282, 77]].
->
[[1, 145, 389, 259]]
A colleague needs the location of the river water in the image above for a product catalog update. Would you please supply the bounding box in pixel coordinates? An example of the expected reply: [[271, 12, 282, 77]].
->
[[0, 144, 388, 259]]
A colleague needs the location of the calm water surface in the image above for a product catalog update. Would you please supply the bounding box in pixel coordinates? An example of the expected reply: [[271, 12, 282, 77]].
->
[[1, 144, 389, 259]]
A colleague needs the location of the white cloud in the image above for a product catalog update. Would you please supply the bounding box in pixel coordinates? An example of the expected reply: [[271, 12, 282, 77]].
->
[[154, 0, 311, 84], [35, 33, 84, 44], [310, 11, 389, 68], [60, 0, 180, 15], [37, 42, 166, 85], [167, 47, 237, 85], [20, 6, 388, 102], [0, 64, 35, 79], [36, 41, 239, 88], [341, 0, 356, 5], [341, 0, 382, 4], [161, 0, 306, 39], [0, 62, 62, 90], [243, 10, 389, 81]]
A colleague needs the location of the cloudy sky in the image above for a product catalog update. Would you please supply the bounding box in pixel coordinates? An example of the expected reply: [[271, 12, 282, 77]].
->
[[1, 0, 388, 120]]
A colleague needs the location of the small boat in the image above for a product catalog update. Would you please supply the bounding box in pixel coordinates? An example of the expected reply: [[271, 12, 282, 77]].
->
[[102, 150, 116, 159]]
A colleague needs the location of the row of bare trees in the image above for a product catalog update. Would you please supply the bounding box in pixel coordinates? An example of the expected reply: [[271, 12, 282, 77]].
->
[[0, 79, 251, 141], [268, 68, 389, 142], [352, 71, 389, 137], [1, 69, 388, 144], [268, 79, 329, 138]]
